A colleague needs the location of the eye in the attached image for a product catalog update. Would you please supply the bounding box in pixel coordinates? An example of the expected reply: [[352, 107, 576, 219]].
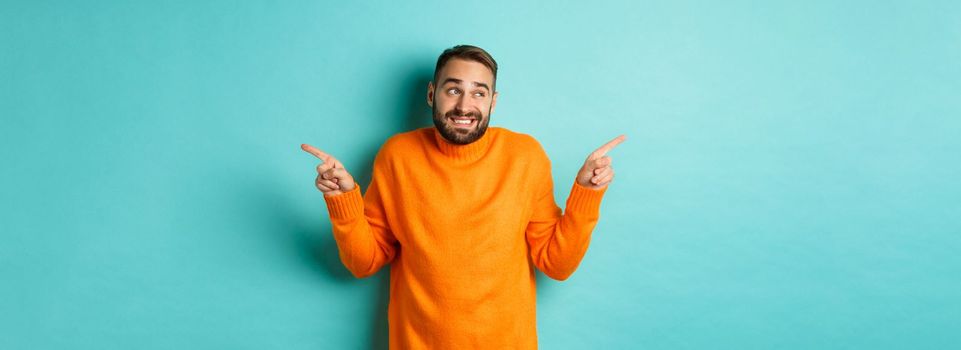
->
[[473, 91, 485, 97], [447, 88, 460, 95]]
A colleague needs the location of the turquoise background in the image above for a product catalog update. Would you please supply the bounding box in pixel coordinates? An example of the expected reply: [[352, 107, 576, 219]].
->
[[3, 1, 960, 349]]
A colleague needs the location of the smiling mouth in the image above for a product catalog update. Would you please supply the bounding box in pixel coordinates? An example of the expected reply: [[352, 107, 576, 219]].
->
[[448, 116, 477, 128]]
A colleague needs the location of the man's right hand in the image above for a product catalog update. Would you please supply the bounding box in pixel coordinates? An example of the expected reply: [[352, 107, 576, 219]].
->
[[301, 144, 356, 196]]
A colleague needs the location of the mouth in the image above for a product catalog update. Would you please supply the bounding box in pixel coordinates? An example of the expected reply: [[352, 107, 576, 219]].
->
[[447, 116, 477, 128]]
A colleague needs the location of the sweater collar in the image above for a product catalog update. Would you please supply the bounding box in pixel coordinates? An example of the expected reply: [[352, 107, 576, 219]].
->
[[432, 126, 494, 161]]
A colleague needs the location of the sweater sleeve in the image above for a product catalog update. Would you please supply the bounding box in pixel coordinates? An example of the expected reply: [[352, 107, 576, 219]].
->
[[525, 157, 607, 281], [323, 160, 398, 279]]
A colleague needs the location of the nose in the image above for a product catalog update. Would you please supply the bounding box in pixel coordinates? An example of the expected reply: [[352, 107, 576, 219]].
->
[[455, 95, 468, 111]]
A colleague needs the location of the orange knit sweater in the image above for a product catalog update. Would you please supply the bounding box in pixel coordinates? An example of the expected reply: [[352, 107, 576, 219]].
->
[[323, 126, 607, 349]]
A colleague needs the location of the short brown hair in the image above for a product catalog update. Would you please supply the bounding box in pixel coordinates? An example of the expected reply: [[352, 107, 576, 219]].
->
[[434, 45, 498, 91]]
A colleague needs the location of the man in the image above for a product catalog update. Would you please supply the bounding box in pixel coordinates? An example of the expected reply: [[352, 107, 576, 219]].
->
[[300, 45, 624, 349]]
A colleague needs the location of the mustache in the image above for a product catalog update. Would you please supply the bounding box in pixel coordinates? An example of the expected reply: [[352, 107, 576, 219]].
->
[[445, 108, 481, 119]]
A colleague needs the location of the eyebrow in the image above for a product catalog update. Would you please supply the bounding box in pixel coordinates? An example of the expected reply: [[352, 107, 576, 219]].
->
[[441, 78, 491, 92]]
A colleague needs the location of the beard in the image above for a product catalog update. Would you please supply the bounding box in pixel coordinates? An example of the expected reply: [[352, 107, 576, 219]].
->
[[431, 103, 492, 145]]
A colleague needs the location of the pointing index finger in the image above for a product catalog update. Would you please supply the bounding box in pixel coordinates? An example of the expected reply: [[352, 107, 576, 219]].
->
[[591, 135, 627, 159], [301, 143, 333, 162]]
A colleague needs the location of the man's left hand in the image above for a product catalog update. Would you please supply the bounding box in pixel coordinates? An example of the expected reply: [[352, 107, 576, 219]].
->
[[575, 135, 626, 190]]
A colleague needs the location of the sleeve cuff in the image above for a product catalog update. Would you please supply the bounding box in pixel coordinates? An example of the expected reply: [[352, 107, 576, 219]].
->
[[323, 185, 364, 220], [565, 181, 607, 217]]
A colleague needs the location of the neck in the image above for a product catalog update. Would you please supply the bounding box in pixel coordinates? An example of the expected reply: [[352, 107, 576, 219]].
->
[[432, 127, 494, 162]]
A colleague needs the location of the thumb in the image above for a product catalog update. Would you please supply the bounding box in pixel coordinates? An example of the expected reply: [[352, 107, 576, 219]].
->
[[329, 167, 352, 180]]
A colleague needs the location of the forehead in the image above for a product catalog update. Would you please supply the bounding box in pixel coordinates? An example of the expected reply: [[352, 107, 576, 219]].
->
[[437, 58, 494, 86]]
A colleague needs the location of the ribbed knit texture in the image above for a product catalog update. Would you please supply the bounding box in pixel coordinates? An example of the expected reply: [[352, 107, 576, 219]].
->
[[323, 126, 607, 349]]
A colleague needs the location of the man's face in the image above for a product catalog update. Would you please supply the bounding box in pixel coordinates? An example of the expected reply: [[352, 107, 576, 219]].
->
[[428, 58, 498, 145]]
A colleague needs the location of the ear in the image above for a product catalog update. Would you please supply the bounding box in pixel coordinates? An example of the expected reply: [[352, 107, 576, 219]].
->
[[427, 81, 435, 108], [490, 90, 499, 115]]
